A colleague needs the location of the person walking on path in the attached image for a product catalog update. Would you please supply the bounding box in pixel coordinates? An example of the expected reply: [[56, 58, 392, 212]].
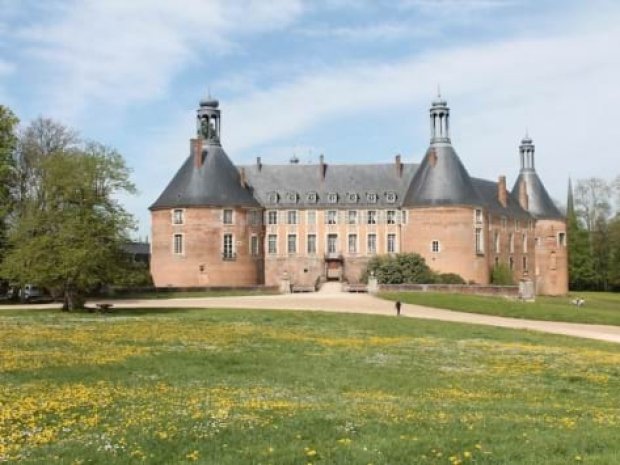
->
[[395, 300, 401, 316]]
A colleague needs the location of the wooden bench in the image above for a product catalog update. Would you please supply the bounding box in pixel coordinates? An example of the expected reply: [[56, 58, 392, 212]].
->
[[95, 303, 114, 312], [343, 283, 368, 293]]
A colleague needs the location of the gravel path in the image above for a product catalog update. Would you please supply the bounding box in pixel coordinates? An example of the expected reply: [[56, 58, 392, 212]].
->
[[2, 288, 619, 344]]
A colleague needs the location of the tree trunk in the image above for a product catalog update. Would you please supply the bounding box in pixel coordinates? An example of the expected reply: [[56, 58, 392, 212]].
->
[[63, 286, 85, 311]]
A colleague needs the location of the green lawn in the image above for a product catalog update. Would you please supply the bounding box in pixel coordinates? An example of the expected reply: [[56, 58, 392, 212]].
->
[[1, 308, 618, 464], [102, 288, 279, 300], [380, 291, 620, 326]]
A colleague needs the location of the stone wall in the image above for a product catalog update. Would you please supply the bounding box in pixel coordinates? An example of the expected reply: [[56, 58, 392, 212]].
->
[[377, 283, 519, 297]]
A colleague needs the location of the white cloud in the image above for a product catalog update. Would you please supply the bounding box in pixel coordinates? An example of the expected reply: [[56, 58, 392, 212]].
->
[[299, 22, 438, 41], [15, 0, 304, 120]]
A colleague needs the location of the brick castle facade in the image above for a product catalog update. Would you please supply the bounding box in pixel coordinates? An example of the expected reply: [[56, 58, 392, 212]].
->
[[150, 96, 568, 295]]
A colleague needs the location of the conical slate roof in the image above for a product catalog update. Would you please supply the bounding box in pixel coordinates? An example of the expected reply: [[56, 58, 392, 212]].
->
[[402, 144, 481, 206], [511, 171, 563, 219], [150, 143, 259, 209]]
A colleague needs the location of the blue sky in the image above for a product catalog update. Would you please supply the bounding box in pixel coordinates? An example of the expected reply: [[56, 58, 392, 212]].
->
[[1, 0, 619, 237]]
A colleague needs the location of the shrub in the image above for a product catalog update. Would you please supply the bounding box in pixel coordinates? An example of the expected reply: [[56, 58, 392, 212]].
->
[[436, 273, 466, 284], [365, 253, 465, 285], [491, 263, 514, 285]]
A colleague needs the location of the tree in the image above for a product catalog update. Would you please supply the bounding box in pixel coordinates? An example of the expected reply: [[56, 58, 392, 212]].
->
[[0, 105, 19, 262], [574, 178, 612, 233], [567, 201, 597, 291], [1, 138, 136, 310], [608, 215, 620, 290]]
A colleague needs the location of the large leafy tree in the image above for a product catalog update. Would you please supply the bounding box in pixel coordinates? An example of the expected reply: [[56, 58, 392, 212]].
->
[[2, 133, 136, 309], [0, 105, 19, 260]]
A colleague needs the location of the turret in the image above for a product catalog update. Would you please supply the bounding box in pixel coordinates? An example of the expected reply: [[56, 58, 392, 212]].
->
[[196, 96, 221, 144]]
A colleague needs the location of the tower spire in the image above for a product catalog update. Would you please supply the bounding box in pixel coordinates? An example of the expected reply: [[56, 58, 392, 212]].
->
[[429, 91, 450, 145], [519, 132, 535, 172]]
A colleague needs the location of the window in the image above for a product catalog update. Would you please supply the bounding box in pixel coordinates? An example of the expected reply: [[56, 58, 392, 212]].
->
[[268, 234, 277, 254], [307, 210, 316, 225], [431, 240, 440, 253], [475, 208, 483, 224], [501, 216, 507, 230], [529, 219, 534, 231], [223, 234, 234, 260], [287, 234, 297, 254], [515, 219, 520, 231], [327, 210, 337, 224], [387, 234, 396, 253], [172, 209, 184, 225], [367, 234, 377, 254], [307, 234, 317, 254], [286, 192, 298, 203], [476, 228, 485, 254], [327, 234, 338, 254], [509, 233, 515, 253], [493, 231, 500, 254], [327, 193, 338, 204], [347, 210, 358, 224], [522, 256, 528, 272], [268, 192, 279, 203], [550, 251, 557, 270], [249, 210, 261, 225], [250, 235, 259, 256], [401, 211, 407, 224], [347, 192, 359, 203], [509, 256, 514, 270], [367, 210, 377, 225], [222, 234, 235, 260], [348, 234, 358, 254], [494, 256, 499, 267], [173, 234, 183, 255], [367, 192, 377, 203], [306, 192, 318, 203], [522, 233, 528, 253], [223, 209, 233, 225], [267, 210, 278, 225], [386, 192, 396, 203], [387, 210, 396, 225], [558, 232, 566, 247], [287, 210, 298, 225]]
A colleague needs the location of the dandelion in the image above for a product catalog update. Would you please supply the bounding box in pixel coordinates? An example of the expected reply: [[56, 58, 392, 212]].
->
[[186, 450, 200, 461]]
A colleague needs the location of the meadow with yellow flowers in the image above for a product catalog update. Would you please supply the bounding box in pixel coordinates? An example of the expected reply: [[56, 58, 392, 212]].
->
[[1, 308, 618, 464]]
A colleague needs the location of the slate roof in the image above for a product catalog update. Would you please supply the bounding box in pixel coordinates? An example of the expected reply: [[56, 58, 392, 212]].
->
[[240, 163, 417, 208], [150, 140, 539, 220], [150, 143, 260, 209], [402, 144, 480, 207], [472, 178, 531, 219], [512, 171, 563, 219]]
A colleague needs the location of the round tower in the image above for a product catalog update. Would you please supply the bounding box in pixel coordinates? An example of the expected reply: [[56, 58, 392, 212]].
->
[[430, 92, 450, 145], [150, 97, 263, 288]]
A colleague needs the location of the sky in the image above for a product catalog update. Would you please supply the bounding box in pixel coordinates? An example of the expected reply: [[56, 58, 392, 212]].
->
[[1, 0, 619, 238]]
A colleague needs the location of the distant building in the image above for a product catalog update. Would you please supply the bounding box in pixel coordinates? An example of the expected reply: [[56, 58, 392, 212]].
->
[[122, 241, 150, 265], [149, 95, 567, 295]]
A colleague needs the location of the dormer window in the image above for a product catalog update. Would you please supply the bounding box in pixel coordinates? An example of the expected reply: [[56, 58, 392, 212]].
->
[[385, 192, 397, 203], [327, 193, 338, 204], [268, 192, 279, 204], [286, 192, 298, 203], [347, 192, 359, 203], [306, 192, 318, 203], [366, 192, 378, 203]]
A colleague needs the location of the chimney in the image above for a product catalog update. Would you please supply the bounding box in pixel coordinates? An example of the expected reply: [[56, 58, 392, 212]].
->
[[395, 154, 402, 177], [256, 156, 262, 172], [239, 167, 247, 188], [518, 178, 529, 211], [498, 175, 507, 208], [191, 138, 204, 168], [319, 154, 326, 180]]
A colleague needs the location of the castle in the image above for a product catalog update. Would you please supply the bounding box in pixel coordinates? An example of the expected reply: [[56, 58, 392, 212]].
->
[[150, 95, 568, 295]]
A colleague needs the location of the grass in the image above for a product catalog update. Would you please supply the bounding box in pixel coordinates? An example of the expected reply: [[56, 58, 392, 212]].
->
[[1, 308, 619, 464], [103, 288, 279, 300], [380, 291, 620, 326]]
